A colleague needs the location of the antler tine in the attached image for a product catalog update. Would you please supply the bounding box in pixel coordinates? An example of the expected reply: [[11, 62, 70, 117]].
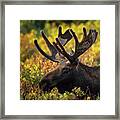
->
[[58, 26, 62, 37], [70, 27, 98, 60], [34, 30, 59, 62], [58, 26, 72, 46], [83, 27, 87, 39], [41, 30, 58, 57], [69, 29, 79, 52]]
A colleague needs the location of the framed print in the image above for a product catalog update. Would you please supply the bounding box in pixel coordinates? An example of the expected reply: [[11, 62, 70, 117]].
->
[[0, 0, 120, 119]]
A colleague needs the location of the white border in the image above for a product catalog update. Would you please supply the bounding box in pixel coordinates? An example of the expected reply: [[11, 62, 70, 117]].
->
[[5, 5, 115, 115]]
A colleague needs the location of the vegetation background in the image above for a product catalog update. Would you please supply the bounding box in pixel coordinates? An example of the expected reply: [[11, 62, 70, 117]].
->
[[20, 20, 100, 100]]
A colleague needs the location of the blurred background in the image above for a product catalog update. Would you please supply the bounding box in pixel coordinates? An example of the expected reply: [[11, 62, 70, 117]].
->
[[20, 20, 100, 100]]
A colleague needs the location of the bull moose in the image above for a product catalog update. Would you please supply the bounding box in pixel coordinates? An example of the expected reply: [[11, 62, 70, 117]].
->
[[34, 26, 100, 97]]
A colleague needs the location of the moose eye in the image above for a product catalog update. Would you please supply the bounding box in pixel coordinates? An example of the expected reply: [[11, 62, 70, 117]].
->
[[62, 67, 71, 74]]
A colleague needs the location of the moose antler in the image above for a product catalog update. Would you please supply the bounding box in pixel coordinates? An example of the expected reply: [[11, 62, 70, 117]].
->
[[34, 26, 72, 62], [70, 28, 98, 60], [34, 26, 98, 64], [34, 31, 58, 62], [53, 27, 98, 64]]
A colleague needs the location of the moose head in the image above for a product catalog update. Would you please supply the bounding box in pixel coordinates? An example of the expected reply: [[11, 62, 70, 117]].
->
[[34, 26, 100, 96]]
